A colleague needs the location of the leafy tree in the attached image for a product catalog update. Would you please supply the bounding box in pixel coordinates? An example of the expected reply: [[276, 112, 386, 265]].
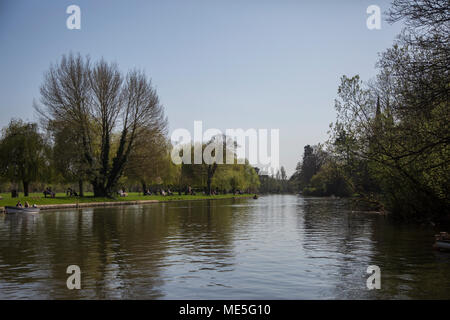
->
[[293, 144, 328, 190], [49, 120, 88, 196], [180, 136, 260, 194], [326, 9, 449, 219], [0, 119, 49, 196], [304, 160, 352, 197], [123, 127, 172, 192]]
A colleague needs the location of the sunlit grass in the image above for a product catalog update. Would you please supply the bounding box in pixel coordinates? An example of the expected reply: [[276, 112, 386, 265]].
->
[[0, 192, 253, 207]]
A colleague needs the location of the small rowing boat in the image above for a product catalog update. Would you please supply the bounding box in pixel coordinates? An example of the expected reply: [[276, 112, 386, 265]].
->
[[434, 232, 450, 251], [435, 240, 450, 250], [5, 206, 40, 214]]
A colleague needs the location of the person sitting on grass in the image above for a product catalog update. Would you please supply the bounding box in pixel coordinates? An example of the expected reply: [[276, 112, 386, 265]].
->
[[66, 188, 77, 197], [16, 201, 22, 207], [118, 189, 128, 197], [24, 201, 30, 208], [186, 186, 196, 195], [45, 187, 55, 198]]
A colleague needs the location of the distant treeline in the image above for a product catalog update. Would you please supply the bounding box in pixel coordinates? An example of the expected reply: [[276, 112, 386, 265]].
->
[[256, 167, 296, 194], [290, 0, 449, 220]]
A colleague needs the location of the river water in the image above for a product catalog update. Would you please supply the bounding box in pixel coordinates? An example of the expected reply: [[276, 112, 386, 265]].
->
[[0, 195, 449, 299]]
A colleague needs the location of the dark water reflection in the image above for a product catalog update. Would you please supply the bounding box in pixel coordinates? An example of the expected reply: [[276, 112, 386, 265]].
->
[[0, 195, 449, 299]]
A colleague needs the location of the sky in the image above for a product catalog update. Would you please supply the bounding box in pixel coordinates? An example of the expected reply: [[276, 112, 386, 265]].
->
[[0, 0, 403, 176]]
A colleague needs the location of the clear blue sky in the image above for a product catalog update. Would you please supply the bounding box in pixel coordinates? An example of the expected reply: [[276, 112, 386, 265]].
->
[[0, 0, 403, 176]]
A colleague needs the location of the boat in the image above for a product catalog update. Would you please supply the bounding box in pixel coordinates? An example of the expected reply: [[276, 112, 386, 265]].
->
[[5, 206, 40, 214], [434, 232, 450, 251], [435, 240, 450, 250]]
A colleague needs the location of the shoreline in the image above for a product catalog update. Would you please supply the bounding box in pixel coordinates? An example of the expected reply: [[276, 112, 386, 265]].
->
[[0, 195, 254, 213]]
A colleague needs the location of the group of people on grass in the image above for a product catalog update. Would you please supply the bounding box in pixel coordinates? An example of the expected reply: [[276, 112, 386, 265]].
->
[[143, 186, 193, 196], [66, 188, 78, 197], [143, 188, 174, 196], [141, 186, 245, 196], [43, 187, 55, 198], [43, 187, 80, 198]]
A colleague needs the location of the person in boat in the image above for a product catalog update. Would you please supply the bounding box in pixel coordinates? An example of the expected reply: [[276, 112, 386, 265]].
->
[[16, 201, 22, 207]]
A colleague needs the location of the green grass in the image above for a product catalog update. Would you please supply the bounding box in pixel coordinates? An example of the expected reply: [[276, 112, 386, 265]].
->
[[0, 191, 253, 207]]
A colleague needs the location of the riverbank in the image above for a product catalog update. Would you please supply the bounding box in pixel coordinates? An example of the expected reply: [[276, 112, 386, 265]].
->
[[0, 193, 254, 213]]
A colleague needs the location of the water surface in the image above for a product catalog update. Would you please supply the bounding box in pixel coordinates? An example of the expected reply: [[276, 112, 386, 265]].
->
[[0, 195, 449, 299]]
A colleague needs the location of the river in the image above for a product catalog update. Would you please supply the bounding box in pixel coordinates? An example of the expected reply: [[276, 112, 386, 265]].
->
[[0, 195, 449, 299]]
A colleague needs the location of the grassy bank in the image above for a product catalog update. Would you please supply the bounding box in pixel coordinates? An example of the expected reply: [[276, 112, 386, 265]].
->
[[0, 192, 253, 209]]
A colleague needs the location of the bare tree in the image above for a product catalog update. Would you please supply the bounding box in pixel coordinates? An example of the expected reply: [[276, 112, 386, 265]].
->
[[37, 53, 167, 197], [387, 0, 449, 32]]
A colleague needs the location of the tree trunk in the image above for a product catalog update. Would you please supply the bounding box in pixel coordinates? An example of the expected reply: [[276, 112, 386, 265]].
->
[[142, 181, 147, 195], [92, 181, 113, 198], [23, 180, 29, 197], [78, 179, 84, 197], [206, 163, 217, 195], [207, 177, 212, 195]]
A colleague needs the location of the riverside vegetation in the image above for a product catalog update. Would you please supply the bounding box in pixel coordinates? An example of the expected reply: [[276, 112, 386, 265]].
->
[[289, 0, 449, 221]]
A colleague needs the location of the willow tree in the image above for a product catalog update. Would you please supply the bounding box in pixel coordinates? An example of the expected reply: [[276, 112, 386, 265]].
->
[[179, 135, 260, 194], [37, 53, 167, 197], [0, 119, 49, 196], [123, 129, 175, 193]]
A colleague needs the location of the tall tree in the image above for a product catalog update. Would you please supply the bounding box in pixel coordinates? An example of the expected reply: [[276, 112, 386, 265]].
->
[[280, 166, 287, 181], [37, 54, 167, 197], [294, 144, 327, 190]]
